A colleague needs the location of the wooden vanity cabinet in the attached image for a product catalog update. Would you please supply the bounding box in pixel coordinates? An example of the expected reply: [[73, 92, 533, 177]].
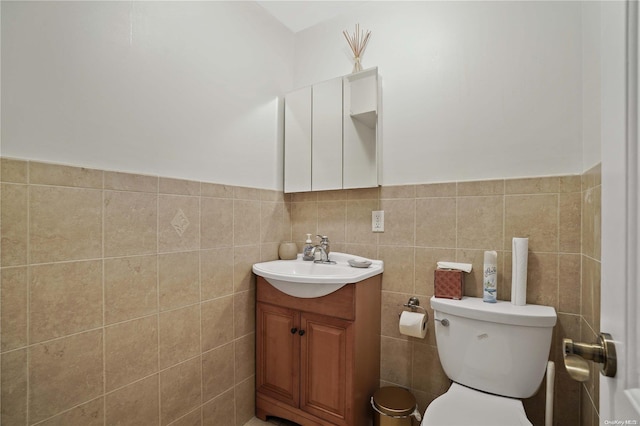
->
[[256, 275, 381, 426]]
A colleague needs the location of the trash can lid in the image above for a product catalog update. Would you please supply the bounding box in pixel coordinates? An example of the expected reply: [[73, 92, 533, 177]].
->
[[373, 386, 417, 417]]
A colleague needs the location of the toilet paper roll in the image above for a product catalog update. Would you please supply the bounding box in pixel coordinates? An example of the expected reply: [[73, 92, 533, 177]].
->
[[511, 237, 529, 306], [399, 311, 427, 339]]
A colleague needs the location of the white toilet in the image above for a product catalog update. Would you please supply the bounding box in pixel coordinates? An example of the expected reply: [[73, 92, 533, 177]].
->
[[422, 296, 557, 426]]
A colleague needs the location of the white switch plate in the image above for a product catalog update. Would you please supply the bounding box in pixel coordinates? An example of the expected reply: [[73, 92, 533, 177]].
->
[[372, 210, 384, 232]]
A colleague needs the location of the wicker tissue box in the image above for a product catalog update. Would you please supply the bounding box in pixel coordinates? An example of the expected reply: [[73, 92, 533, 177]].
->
[[434, 269, 464, 300]]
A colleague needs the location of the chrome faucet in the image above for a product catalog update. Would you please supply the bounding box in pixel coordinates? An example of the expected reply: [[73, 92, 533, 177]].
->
[[311, 235, 334, 264], [310, 245, 329, 263], [317, 235, 330, 257]]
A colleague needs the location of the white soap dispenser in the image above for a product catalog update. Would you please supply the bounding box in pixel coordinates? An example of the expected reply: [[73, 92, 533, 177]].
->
[[303, 234, 314, 261]]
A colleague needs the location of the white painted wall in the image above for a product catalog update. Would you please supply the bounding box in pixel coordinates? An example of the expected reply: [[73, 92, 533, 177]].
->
[[293, 1, 584, 185], [2, 1, 594, 188], [1, 1, 293, 189], [582, 1, 602, 171]]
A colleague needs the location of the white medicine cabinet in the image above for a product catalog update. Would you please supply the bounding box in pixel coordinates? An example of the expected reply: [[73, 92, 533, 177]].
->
[[283, 67, 379, 193]]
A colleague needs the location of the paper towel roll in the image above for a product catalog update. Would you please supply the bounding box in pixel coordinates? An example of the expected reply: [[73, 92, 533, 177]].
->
[[511, 237, 529, 306], [399, 311, 427, 339]]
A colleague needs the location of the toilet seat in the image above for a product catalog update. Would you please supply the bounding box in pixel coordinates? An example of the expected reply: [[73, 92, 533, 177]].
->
[[421, 383, 532, 426]]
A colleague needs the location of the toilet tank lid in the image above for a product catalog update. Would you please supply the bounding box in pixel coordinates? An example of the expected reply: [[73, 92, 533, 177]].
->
[[430, 296, 557, 327]]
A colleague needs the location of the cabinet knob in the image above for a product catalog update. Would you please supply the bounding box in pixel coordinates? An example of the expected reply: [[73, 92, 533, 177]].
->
[[298, 330, 305, 336], [290, 328, 298, 334]]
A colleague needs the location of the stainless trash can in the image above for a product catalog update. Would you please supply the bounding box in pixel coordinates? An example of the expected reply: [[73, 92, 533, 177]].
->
[[371, 386, 422, 426]]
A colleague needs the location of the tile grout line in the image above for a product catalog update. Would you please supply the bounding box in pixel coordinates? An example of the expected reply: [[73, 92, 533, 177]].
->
[[199, 187, 205, 425], [455, 182, 459, 262], [579, 180, 585, 339], [156, 178, 162, 426], [557, 192, 561, 313], [101, 170, 107, 426], [232, 188, 237, 425], [0, 173, 2, 426], [501, 180, 506, 296], [413, 187, 417, 295], [29, 395, 105, 426], [26, 160, 31, 425]]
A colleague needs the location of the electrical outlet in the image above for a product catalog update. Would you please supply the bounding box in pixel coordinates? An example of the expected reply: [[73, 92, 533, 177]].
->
[[372, 210, 384, 232]]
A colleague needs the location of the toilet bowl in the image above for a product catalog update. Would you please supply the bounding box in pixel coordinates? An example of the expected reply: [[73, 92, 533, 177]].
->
[[421, 296, 557, 425], [421, 383, 530, 426]]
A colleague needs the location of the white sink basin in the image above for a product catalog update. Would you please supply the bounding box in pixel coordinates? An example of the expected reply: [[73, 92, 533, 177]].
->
[[253, 252, 383, 298]]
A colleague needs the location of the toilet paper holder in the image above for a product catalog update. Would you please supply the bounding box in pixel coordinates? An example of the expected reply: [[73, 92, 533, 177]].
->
[[398, 296, 428, 316]]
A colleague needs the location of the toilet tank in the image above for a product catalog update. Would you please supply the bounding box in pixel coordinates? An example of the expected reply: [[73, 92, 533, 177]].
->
[[430, 296, 557, 399]]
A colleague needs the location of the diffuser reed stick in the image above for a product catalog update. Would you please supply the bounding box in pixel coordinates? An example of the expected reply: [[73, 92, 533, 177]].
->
[[343, 24, 371, 73]]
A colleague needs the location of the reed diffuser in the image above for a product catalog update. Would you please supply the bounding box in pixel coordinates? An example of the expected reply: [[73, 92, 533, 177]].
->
[[343, 24, 371, 73]]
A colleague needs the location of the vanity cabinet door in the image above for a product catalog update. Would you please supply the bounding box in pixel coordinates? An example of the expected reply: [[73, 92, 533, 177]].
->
[[299, 312, 354, 426], [256, 302, 300, 407], [255, 276, 381, 426]]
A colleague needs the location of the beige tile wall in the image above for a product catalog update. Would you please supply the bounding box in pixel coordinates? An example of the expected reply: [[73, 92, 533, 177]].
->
[[0, 158, 291, 426], [580, 164, 601, 426], [289, 175, 585, 425], [0, 157, 600, 425]]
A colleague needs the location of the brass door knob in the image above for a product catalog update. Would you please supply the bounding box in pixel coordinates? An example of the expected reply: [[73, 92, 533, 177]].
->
[[563, 332, 617, 381]]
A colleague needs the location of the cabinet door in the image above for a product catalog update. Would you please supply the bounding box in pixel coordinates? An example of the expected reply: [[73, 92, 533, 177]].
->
[[284, 86, 312, 193], [312, 77, 343, 191], [299, 312, 353, 426], [256, 303, 300, 406]]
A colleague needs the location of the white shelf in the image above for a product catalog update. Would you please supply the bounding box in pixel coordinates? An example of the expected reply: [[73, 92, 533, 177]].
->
[[350, 110, 377, 128], [346, 67, 378, 117]]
